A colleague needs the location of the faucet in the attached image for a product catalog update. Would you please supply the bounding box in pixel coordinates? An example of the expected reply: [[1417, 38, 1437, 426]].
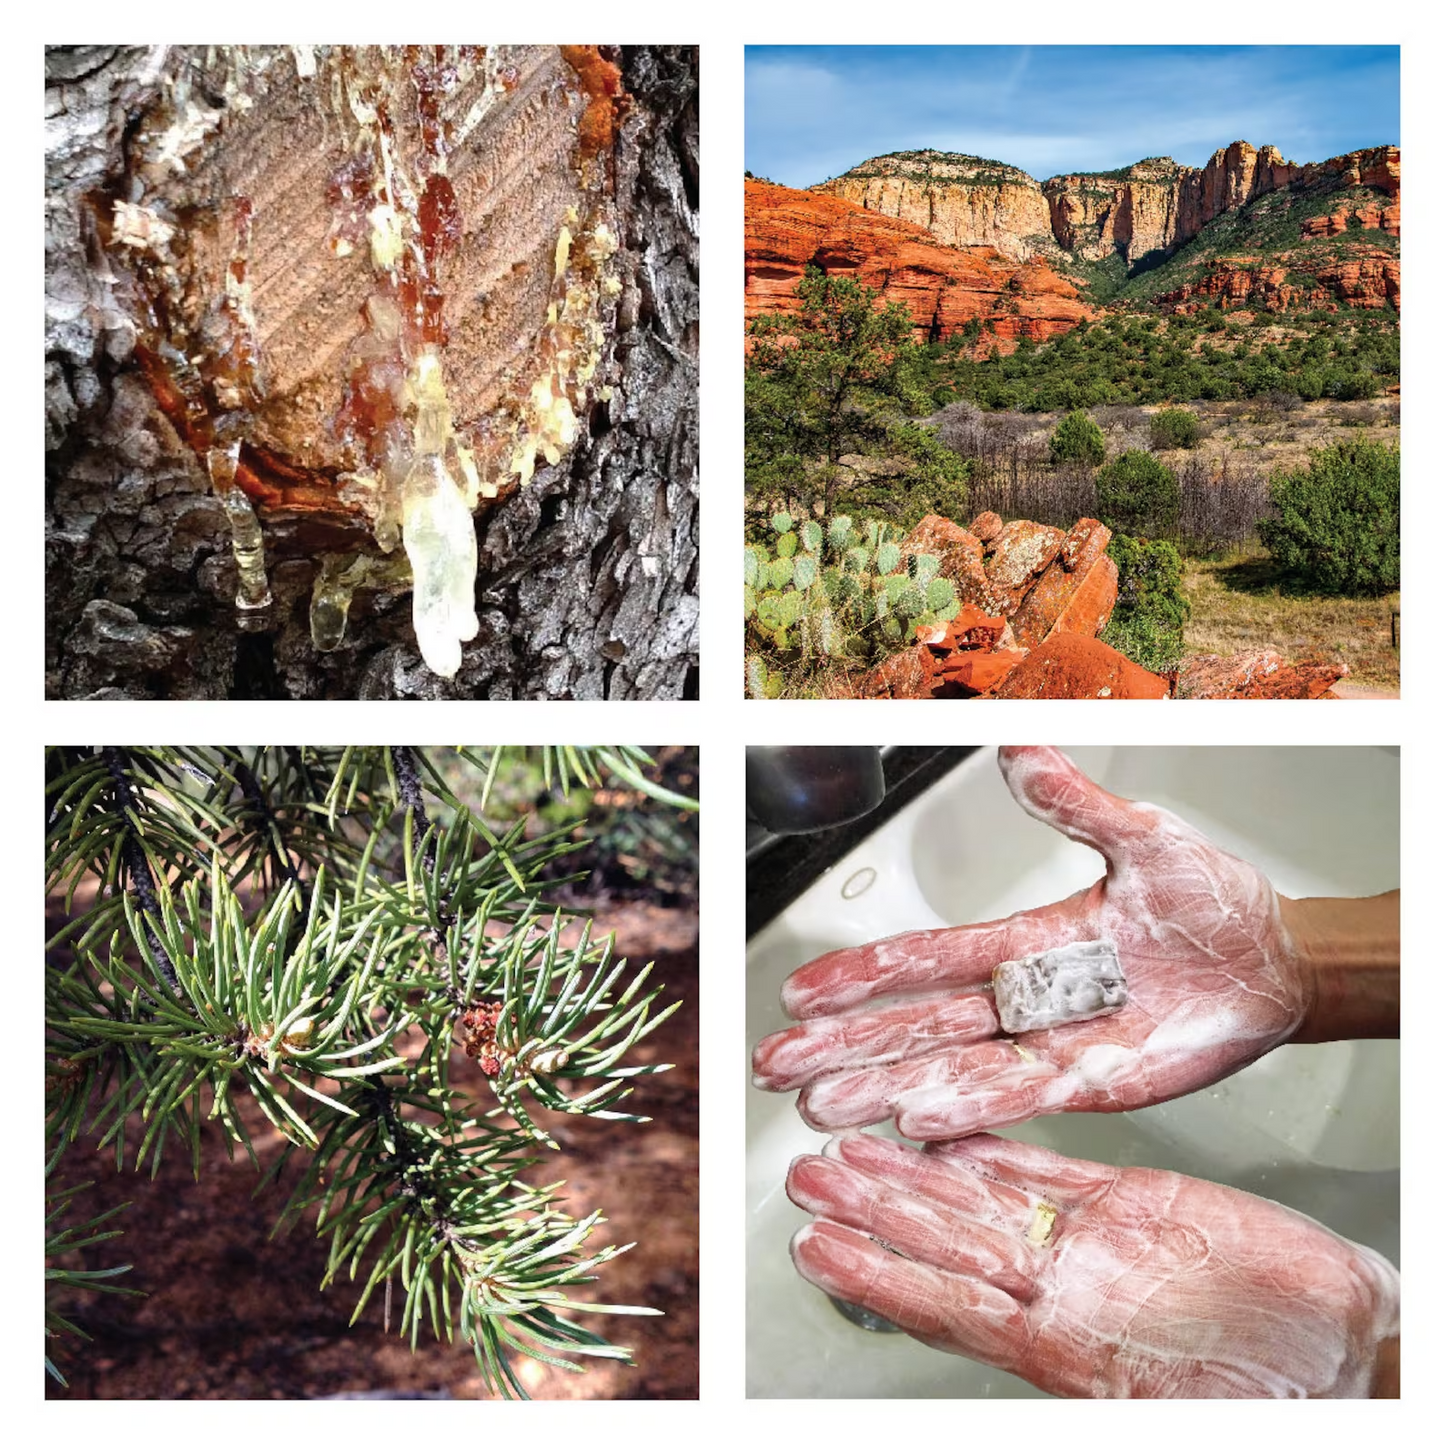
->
[[746, 747, 885, 836]]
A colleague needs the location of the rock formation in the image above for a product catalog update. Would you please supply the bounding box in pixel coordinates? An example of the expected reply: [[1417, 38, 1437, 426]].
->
[[838, 512, 1346, 700], [1155, 248, 1400, 314], [1175, 651, 1348, 700], [813, 143, 1400, 270], [993, 633, 1171, 700], [814, 152, 1055, 262], [744, 180, 1093, 348]]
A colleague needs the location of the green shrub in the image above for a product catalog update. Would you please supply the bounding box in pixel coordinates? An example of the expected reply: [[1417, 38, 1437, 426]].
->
[[1149, 407, 1200, 450], [1048, 409, 1107, 466], [1101, 535, 1189, 673], [1094, 449, 1181, 539], [1257, 438, 1399, 595]]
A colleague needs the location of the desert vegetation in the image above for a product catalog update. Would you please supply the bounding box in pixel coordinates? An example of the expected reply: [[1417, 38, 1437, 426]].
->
[[926, 307, 1397, 414], [744, 269, 1400, 697]]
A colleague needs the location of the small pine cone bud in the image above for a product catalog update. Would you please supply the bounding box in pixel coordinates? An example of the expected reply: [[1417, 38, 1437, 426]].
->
[[460, 1000, 507, 1076], [280, 1018, 315, 1054]]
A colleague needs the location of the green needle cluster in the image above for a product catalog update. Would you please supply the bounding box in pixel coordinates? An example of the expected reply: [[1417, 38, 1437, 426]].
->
[[45, 745, 691, 1397]]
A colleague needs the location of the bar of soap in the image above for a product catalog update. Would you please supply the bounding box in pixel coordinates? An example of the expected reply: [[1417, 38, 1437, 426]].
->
[[992, 941, 1127, 1033]]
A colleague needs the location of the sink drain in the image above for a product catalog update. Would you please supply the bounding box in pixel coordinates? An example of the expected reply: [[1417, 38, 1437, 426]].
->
[[829, 1296, 902, 1332]]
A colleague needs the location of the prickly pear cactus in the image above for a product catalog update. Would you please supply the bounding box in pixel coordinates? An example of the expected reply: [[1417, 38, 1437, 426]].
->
[[743, 513, 960, 692]]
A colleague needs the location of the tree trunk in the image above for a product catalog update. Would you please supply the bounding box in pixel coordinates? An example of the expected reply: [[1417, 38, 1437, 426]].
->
[[45, 45, 698, 699]]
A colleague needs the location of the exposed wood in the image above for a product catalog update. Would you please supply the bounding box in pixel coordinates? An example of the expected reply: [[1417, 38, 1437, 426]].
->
[[45, 45, 699, 699]]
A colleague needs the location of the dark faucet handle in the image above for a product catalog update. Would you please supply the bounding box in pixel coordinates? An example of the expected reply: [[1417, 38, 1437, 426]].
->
[[746, 747, 886, 836]]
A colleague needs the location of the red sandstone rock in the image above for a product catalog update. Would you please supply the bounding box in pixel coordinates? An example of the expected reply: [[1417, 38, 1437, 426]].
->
[[984, 520, 1065, 614], [947, 606, 1008, 651], [993, 633, 1170, 700], [1175, 651, 1349, 700], [1008, 519, 1113, 648], [968, 511, 1004, 545], [902, 514, 982, 569], [1012, 553, 1119, 649], [856, 643, 938, 700], [1157, 244, 1399, 314], [934, 648, 1028, 697], [1051, 557, 1119, 641], [1300, 203, 1398, 239], [917, 604, 1006, 652], [900, 513, 991, 610], [744, 181, 1094, 350], [1059, 518, 1111, 573]]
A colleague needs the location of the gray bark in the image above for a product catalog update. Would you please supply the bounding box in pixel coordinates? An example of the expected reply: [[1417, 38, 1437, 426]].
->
[[45, 45, 698, 700]]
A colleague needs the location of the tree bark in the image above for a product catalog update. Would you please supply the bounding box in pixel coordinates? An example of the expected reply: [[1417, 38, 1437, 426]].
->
[[45, 45, 698, 699]]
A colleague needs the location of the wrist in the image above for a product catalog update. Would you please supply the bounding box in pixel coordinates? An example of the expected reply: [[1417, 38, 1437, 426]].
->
[[1279, 892, 1399, 1044], [1371, 1335, 1400, 1398]]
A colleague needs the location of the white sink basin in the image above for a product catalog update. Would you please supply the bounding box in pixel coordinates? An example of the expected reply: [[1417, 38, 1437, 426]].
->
[[746, 746, 1400, 1398]]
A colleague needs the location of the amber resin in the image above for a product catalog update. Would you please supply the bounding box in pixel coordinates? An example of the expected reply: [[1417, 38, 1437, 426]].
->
[[99, 45, 624, 677]]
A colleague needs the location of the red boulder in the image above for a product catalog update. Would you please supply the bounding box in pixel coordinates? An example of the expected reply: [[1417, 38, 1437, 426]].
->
[[993, 633, 1170, 699], [1175, 651, 1349, 699], [856, 642, 938, 699]]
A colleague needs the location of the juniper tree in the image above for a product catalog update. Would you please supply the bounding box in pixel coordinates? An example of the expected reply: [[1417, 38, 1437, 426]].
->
[[45, 746, 696, 1397], [745, 267, 968, 531]]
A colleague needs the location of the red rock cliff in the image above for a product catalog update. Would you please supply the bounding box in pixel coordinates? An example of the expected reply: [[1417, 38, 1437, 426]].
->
[[812, 143, 1400, 268], [814, 152, 1056, 263], [1156, 248, 1400, 315], [744, 180, 1093, 349], [1046, 143, 1400, 263]]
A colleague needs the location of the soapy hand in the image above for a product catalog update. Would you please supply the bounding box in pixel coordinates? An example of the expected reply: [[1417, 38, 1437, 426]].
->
[[752, 746, 1311, 1138], [788, 1132, 1399, 1398]]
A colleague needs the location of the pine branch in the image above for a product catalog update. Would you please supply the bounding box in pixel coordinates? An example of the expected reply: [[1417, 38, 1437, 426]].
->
[[44, 745, 687, 1396], [45, 1153, 143, 1388], [101, 748, 180, 997]]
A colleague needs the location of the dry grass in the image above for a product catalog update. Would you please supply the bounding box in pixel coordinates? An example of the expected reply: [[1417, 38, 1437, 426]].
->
[[928, 398, 1399, 550], [1178, 397, 1400, 478], [1183, 548, 1400, 692]]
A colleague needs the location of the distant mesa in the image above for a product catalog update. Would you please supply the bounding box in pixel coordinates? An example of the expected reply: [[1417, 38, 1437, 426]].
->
[[745, 139, 1399, 347], [812, 141, 1400, 266]]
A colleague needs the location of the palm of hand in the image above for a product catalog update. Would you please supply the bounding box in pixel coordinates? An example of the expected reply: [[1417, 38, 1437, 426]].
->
[[753, 748, 1310, 1138], [1019, 813, 1305, 1114], [788, 1133, 1399, 1399]]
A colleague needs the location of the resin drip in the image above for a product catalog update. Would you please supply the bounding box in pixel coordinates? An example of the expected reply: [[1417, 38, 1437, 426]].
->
[[208, 442, 272, 610], [99, 48, 624, 677], [309, 551, 413, 651], [401, 349, 479, 676], [328, 48, 491, 675]]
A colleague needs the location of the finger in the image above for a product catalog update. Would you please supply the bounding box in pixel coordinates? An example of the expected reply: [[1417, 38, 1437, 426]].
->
[[790, 1218, 1028, 1371], [824, 1133, 1039, 1239], [895, 1060, 1091, 1139], [752, 992, 999, 1093], [998, 746, 1164, 863], [798, 1041, 1075, 1136], [926, 1132, 1120, 1208], [787, 1152, 1037, 1300], [780, 907, 1091, 1020]]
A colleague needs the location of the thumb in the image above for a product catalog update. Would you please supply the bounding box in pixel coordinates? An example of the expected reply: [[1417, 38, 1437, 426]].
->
[[997, 747, 1161, 865]]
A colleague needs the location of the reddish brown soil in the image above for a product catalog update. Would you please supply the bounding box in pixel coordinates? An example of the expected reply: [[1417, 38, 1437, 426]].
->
[[993, 632, 1171, 700], [46, 902, 698, 1401]]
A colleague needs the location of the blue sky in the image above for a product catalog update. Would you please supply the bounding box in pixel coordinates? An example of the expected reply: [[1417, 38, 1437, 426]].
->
[[745, 47, 1400, 188]]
